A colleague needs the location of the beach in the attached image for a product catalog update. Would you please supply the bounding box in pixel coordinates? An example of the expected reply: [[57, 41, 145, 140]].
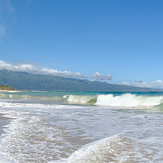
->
[[0, 90, 22, 93], [0, 91, 163, 162]]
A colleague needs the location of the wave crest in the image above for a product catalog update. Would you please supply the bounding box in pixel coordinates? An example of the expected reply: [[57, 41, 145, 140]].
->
[[65, 94, 163, 108], [1, 93, 163, 108]]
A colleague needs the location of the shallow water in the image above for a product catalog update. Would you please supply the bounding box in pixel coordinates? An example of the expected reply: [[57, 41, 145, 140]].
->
[[0, 91, 163, 162]]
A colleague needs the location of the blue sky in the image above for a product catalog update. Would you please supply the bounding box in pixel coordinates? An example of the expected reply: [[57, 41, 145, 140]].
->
[[0, 0, 163, 88]]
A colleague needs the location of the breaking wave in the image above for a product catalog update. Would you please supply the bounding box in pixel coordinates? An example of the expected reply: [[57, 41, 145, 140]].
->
[[65, 93, 163, 108], [63, 95, 97, 104], [1, 93, 163, 108]]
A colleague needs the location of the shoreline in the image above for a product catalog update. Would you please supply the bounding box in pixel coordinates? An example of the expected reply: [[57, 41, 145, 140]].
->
[[0, 90, 22, 92]]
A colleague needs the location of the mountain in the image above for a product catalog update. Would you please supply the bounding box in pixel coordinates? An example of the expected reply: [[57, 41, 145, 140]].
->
[[0, 69, 158, 91]]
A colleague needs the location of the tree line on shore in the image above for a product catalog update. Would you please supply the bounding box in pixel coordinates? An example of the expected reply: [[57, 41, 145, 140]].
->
[[0, 84, 14, 90]]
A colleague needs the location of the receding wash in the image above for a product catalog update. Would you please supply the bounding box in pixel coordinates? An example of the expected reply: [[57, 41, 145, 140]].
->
[[0, 91, 163, 162]]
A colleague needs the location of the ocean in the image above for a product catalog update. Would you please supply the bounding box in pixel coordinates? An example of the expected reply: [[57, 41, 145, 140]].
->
[[0, 91, 163, 163]]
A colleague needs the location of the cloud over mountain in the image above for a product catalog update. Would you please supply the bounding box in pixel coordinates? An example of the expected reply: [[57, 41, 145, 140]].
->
[[120, 80, 163, 89], [91, 72, 113, 80], [0, 60, 87, 79]]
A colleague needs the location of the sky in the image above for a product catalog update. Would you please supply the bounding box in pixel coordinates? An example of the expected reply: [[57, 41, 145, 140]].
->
[[0, 0, 163, 89]]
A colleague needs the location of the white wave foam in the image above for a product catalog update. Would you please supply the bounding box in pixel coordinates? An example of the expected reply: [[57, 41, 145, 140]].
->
[[63, 93, 163, 108], [0, 101, 83, 110], [68, 135, 129, 163], [95, 94, 163, 108], [0, 110, 75, 162], [68, 135, 163, 163], [1, 93, 163, 109]]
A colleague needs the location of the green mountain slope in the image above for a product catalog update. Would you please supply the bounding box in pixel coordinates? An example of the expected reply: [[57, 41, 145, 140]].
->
[[0, 69, 157, 91]]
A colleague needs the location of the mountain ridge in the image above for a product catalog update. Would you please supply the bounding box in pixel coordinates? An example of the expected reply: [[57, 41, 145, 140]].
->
[[0, 69, 160, 91]]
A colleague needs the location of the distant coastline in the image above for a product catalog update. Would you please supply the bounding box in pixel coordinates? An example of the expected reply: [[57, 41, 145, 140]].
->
[[0, 84, 16, 92], [0, 84, 22, 92]]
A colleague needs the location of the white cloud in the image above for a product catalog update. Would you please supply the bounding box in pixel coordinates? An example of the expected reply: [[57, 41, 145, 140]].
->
[[149, 80, 163, 89], [0, 60, 88, 79], [120, 81, 130, 85], [40, 68, 87, 78], [91, 72, 113, 80], [120, 80, 163, 89], [132, 80, 149, 87]]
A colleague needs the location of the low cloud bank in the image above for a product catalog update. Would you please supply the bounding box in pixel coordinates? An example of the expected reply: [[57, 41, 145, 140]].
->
[[120, 80, 163, 89], [91, 72, 113, 80], [0, 60, 87, 79]]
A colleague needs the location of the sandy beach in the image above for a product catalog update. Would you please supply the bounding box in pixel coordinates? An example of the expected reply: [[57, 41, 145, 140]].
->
[[0, 90, 22, 93]]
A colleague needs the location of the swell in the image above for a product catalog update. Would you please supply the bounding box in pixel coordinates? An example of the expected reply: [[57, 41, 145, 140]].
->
[[0, 93, 63, 102], [0, 94, 30, 99]]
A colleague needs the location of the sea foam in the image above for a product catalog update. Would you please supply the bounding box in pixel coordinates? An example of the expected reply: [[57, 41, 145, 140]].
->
[[65, 93, 163, 108], [67, 134, 163, 163]]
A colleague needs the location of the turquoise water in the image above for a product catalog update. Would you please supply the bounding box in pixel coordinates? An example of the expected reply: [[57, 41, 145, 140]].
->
[[3, 90, 163, 96], [0, 91, 163, 162]]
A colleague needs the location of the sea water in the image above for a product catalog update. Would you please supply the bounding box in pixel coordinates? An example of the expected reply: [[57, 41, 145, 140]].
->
[[0, 91, 163, 162]]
